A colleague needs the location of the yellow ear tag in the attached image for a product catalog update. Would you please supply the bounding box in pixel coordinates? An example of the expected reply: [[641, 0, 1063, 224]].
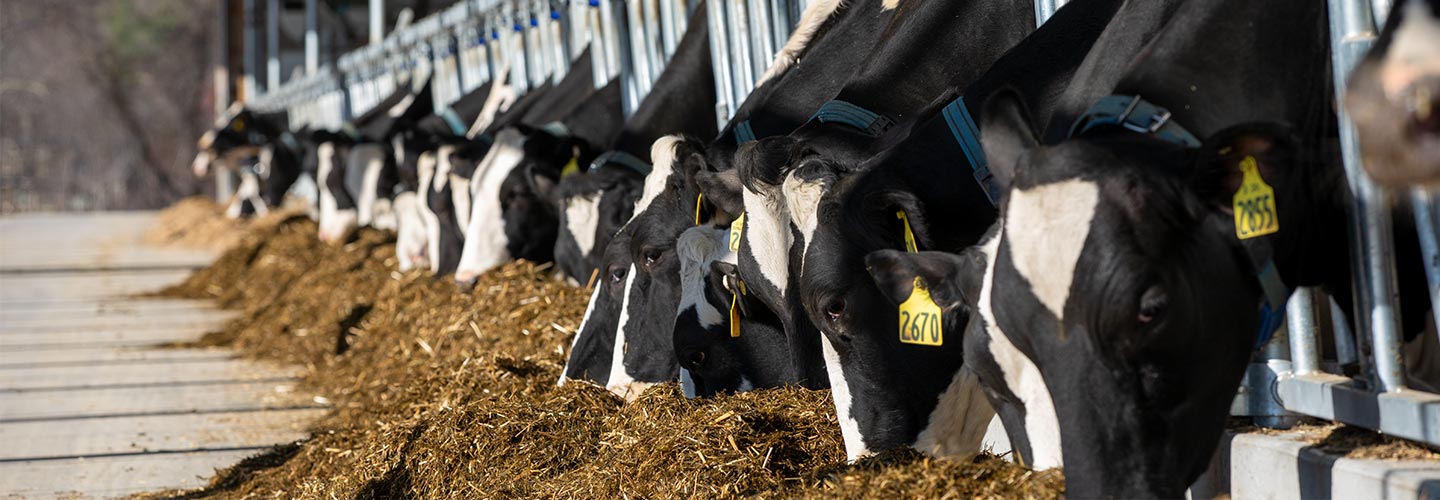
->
[[1232, 156, 1279, 239], [694, 192, 705, 225], [728, 212, 745, 252], [560, 155, 580, 178], [898, 277, 943, 346], [729, 292, 742, 338], [897, 210, 918, 253]]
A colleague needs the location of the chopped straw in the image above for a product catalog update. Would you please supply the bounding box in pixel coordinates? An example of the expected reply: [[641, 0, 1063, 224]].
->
[[141, 213, 1065, 499]]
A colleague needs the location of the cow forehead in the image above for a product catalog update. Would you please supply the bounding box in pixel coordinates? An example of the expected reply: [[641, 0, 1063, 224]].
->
[[635, 135, 682, 214], [1002, 178, 1101, 323], [782, 170, 829, 268]]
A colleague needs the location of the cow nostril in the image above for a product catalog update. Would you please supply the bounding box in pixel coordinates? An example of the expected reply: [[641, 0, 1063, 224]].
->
[[687, 351, 705, 370], [455, 273, 479, 292]]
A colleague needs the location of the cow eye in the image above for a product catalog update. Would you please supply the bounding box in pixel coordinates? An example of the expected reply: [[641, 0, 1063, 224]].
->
[[608, 264, 626, 284], [642, 249, 663, 267], [824, 298, 846, 322], [1138, 285, 1167, 324]]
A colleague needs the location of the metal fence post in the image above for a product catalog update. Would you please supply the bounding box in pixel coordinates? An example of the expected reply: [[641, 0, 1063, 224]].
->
[[1328, 0, 1408, 393], [1412, 190, 1440, 341], [727, 0, 755, 108], [706, 0, 736, 127]]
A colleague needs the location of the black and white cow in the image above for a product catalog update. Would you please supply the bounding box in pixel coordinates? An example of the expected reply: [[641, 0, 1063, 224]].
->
[[670, 169, 794, 397], [771, 0, 1141, 461], [958, 0, 1433, 495], [1346, 0, 1440, 188], [193, 104, 307, 217], [450, 49, 608, 285], [560, 0, 888, 398], [552, 3, 720, 286]]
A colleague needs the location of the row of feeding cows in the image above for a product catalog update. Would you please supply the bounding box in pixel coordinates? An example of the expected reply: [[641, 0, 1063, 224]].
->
[[193, 0, 1440, 496]]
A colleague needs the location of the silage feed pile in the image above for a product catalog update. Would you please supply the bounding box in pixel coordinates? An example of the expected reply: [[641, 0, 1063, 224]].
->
[[150, 214, 1065, 499]]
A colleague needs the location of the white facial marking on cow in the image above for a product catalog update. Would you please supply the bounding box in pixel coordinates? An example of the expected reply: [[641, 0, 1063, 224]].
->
[[469, 61, 514, 137], [912, 366, 996, 458], [607, 265, 655, 401], [781, 170, 827, 267], [978, 229, 1063, 469], [756, 0, 845, 86], [1005, 178, 1099, 322], [227, 168, 268, 219], [822, 335, 871, 461], [564, 193, 603, 258], [354, 144, 386, 227], [416, 151, 445, 273], [881, 0, 902, 9], [192, 151, 215, 177], [455, 129, 526, 279], [393, 191, 429, 271], [1381, 2, 1440, 97], [676, 226, 730, 329], [371, 197, 396, 231], [559, 284, 606, 386], [635, 135, 681, 215], [387, 93, 417, 117], [451, 173, 472, 231], [316, 142, 356, 242], [741, 184, 791, 299]]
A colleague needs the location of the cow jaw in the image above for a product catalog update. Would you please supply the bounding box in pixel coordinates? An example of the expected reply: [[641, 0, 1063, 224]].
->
[[911, 366, 995, 458]]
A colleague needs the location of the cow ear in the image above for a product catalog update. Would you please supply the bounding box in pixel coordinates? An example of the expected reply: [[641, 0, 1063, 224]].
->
[[864, 250, 974, 311], [736, 136, 803, 191], [979, 88, 1038, 191], [526, 164, 559, 201], [864, 190, 932, 251], [695, 169, 744, 222], [1190, 122, 1297, 213]]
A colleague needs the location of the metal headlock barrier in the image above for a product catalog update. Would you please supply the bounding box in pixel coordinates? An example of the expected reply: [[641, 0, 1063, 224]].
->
[[240, 0, 1438, 448], [1229, 0, 1440, 447]]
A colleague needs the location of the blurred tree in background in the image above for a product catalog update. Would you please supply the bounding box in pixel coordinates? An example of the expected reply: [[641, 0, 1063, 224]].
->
[[1, 0, 215, 212]]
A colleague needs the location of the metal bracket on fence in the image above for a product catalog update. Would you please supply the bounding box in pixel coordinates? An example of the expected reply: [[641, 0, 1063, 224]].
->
[[1232, 0, 1440, 448]]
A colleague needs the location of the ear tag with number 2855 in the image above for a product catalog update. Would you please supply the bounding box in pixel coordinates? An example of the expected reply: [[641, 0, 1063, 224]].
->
[[1232, 155, 1279, 239]]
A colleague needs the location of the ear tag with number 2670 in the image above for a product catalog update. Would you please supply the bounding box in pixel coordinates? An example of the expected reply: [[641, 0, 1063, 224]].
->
[[899, 276, 943, 346], [1232, 155, 1279, 239]]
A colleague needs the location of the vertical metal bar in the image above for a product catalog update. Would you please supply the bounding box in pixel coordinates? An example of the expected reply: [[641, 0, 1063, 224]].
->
[[706, 0, 736, 126], [214, 0, 231, 116], [598, 0, 623, 81], [1371, 0, 1394, 27], [659, 0, 679, 58], [589, 4, 610, 89], [1412, 190, 1440, 339], [643, 0, 666, 75], [242, 0, 257, 99], [370, 0, 385, 45], [610, 0, 641, 115], [768, 0, 789, 55], [727, 0, 755, 105], [1330, 295, 1361, 366], [746, 0, 773, 75], [624, 0, 653, 97], [1329, 0, 1407, 393], [548, 6, 570, 81], [267, 0, 281, 91], [305, 0, 318, 74], [1288, 288, 1323, 375]]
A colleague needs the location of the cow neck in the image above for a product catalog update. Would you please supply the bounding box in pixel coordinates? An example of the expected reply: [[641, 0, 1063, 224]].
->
[[1070, 95, 1291, 346]]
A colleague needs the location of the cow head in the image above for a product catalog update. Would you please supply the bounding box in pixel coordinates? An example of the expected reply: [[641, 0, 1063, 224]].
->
[[1345, 0, 1440, 188], [732, 137, 832, 391], [559, 135, 707, 400], [553, 164, 644, 285], [670, 171, 792, 397], [975, 91, 1322, 497], [454, 129, 530, 287]]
